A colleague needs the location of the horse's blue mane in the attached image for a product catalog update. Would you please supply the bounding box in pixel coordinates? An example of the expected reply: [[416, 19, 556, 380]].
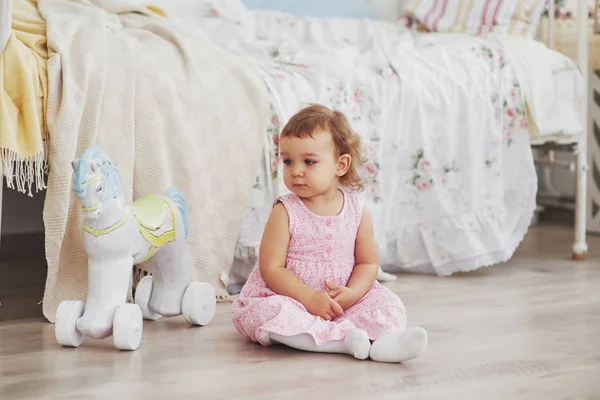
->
[[73, 146, 122, 202]]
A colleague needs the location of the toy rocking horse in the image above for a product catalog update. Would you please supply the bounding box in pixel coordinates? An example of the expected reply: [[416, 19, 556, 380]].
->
[[54, 145, 216, 351]]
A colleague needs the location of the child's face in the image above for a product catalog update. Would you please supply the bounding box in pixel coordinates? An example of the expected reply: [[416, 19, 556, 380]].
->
[[280, 131, 342, 197]]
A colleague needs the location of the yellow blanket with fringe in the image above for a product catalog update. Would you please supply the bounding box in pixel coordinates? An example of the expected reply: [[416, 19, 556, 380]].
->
[[0, 0, 48, 195]]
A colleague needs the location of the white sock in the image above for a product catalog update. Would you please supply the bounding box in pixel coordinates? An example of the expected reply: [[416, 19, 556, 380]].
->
[[270, 329, 371, 360], [369, 327, 428, 363], [343, 329, 371, 360]]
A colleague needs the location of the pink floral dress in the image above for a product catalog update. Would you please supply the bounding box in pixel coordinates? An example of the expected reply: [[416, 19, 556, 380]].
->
[[231, 191, 407, 346]]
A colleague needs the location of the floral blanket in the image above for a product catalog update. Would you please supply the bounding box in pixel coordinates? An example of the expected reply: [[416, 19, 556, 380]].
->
[[159, 2, 539, 284]]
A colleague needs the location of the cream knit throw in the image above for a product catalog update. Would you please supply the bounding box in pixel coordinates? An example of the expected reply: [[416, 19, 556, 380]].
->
[[38, 0, 268, 322]]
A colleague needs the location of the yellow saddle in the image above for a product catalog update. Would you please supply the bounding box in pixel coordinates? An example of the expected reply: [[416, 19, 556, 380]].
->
[[131, 194, 167, 231], [131, 194, 176, 252]]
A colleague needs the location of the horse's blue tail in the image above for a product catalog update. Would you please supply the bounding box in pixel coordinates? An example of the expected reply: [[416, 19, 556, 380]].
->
[[165, 187, 189, 240]]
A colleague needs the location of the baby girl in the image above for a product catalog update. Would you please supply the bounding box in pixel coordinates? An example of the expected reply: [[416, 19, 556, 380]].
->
[[232, 104, 428, 362]]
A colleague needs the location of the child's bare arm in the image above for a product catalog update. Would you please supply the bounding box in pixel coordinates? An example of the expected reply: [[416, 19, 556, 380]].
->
[[349, 207, 379, 294], [259, 203, 343, 320]]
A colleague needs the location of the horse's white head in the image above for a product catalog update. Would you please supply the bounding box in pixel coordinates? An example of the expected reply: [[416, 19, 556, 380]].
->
[[71, 146, 123, 221]]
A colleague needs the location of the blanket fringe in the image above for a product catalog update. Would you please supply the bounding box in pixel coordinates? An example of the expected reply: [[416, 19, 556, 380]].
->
[[1, 147, 48, 197]]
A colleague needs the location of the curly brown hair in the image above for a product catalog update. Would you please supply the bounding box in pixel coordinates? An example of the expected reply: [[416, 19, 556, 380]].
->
[[280, 104, 364, 191]]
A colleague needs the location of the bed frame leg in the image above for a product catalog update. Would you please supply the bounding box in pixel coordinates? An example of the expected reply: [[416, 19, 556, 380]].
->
[[572, 0, 589, 262], [572, 143, 588, 261]]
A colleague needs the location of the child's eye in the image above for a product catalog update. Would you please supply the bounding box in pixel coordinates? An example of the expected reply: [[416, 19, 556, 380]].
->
[[96, 185, 103, 192], [283, 159, 292, 165], [305, 159, 316, 165]]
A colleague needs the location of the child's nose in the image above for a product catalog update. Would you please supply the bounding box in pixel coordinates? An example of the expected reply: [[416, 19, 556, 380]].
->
[[292, 165, 304, 176]]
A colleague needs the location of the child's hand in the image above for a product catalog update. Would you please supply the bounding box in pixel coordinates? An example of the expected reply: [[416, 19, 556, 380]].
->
[[305, 291, 344, 321], [325, 281, 361, 311]]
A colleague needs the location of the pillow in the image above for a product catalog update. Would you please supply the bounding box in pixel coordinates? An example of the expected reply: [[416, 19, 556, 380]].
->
[[240, 0, 377, 19], [406, 0, 548, 37]]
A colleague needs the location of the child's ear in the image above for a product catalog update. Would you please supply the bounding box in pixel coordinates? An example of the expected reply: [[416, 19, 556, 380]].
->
[[337, 154, 352, 177]]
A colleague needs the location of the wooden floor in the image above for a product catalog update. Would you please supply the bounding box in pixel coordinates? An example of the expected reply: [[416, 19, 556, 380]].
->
[[1, 224, 599, 399]]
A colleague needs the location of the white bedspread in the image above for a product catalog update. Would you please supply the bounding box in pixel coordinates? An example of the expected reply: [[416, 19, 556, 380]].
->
[[38, 0, 268, 320], [172, 6, 540, 280]]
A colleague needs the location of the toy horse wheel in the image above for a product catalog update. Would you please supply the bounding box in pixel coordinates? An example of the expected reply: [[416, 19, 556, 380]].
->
[[182, 282, 217, 326], [134, 275, 163, 321], [113, 303, 143, 351], [55, 300, 85, 347]]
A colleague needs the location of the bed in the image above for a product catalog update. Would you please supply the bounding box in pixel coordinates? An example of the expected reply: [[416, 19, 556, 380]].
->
[[0, 0, 596, 317], [177, 0, 593, 289]]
